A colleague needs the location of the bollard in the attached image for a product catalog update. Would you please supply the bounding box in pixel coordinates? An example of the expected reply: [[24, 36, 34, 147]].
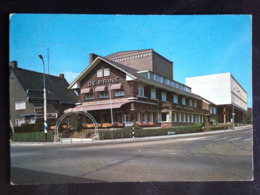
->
[[132, 127, 135, 139]]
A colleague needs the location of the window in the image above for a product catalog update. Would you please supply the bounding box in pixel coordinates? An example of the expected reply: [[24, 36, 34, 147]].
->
[[183, 113, 186, 123], [202, 115, 204, 123], [85, 93, 94, 100], [15, 101, 26, 110], [104, 68, 110, 76], [99, 91, 108, 98], [161, 92, 167, 101], [31, 117, 36, 124], [158, 113, 162, 122], [115, 90, 124, 97], [151, 88, 156, 99], [191, 115, 194, 123], [149, 113, 154, 122], [161, 113, 169, 122], [173, 95, 178, 104], [15, 118, 25, 127], [179, 113, 182, 122], [138, 85, 145, 96], [213, 107, 216, 114], [143, 112, 147, 122], [137, 112, 141, 122], [173, 112, 177, 122], [189, 99, 192, 106], [194, 100, 197, 108], [210, 107, 213, 114], [182, 97, 186, 105], [187, 114, 190, 123], [97, 69, 103, 77]]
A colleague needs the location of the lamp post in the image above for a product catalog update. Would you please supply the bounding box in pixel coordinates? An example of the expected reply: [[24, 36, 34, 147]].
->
[[232, 87, 240, 130], [38, 55, 48, 142]]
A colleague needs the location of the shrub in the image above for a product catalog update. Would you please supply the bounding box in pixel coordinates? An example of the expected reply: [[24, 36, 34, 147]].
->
[[98, 124, 203, 140], [12, 131, 54, 142]]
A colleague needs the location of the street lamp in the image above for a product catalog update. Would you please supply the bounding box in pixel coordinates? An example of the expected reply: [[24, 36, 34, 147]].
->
[[232, 87, 240, 130], [38, 55, 48, 142]]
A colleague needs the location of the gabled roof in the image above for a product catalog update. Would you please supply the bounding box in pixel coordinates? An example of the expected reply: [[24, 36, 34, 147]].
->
[[68, 56, 215, 102], [10, 66, 77, 104]]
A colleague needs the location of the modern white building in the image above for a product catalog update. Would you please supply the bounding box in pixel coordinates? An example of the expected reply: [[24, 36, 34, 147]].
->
[[185, 73, 247, 124]]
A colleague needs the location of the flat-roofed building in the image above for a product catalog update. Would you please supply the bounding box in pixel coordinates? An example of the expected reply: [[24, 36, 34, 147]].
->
[[185, 73, 247, 124]]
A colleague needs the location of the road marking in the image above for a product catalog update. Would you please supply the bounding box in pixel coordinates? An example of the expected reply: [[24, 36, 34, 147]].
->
[[243, 138, 252, 142], [227, 137, 244, 141]]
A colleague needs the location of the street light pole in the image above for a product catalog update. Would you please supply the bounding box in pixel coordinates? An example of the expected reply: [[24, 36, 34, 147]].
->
[[39, 55, 48, 142]]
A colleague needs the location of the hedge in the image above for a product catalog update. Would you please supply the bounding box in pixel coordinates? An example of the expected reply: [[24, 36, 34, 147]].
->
[[98, 124, 202, 140], [12, 131, 54, 142]]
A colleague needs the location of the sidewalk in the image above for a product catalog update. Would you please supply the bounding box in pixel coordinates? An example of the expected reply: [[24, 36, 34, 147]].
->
[[10, 125, 252, 146]]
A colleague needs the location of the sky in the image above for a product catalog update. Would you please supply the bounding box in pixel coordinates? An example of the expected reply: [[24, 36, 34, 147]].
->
[[9, 14, 252, 107]]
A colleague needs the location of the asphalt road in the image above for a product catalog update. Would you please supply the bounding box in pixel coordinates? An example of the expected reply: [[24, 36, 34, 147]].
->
[[10, 126, 253, 184]]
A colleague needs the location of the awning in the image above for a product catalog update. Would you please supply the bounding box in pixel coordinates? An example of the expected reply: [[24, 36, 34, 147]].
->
[[65, 102, 127, 112], [110, 83, 123, 90], [81, 87, 92, 94], [95, 85, 107, 92]]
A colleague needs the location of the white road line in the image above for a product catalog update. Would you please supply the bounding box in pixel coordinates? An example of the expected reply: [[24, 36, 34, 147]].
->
[[227, 137, 244, 141]]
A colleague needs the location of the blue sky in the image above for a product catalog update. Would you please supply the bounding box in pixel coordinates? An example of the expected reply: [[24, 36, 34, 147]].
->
[[9, 14, 252, 107]]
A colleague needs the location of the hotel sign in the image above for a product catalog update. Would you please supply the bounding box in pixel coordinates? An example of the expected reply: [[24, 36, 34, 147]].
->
[[88, 77, 119, 87]]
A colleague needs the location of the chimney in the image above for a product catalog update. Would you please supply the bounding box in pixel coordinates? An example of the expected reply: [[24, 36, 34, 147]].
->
[[89, 53, 98, 64], [59, 73, 64, 78], [10, 61, 17, 69]]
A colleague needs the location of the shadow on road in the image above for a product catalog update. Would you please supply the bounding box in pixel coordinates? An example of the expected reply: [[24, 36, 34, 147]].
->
[[11, 167, 105, 184]]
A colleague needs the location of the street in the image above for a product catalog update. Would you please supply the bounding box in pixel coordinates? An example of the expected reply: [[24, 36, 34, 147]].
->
[[11, 126, 253, 184]]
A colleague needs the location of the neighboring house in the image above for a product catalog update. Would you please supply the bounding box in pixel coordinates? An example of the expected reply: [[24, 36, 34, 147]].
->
[[9, 61, 77, 127], [68, 49, 216, 128], [185, 73, 247, 124]]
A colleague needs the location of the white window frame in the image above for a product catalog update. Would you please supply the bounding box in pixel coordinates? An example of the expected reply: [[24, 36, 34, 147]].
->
[[210, 107, 213, 114], [174, 112, 177, 122], [183, 113, 186, 123], [161, 92, 167, 102], [173, 95, 178, 104], [161, 113, 169, 122], [138, 85, 145, 97], [15, 118, 25, 126], [187, 114, 190, 123], [97, 69, 103, 77], [191, 114, 194, 123], [115, 90, 124, 97], [213, 107, 216, 114], [182, 97, 186, 105], [84, 93, 94, 100], [99, 91, 108, 98], [151, 88, 156, 99], [179, 113, 182, 122], [15, 101, 26, 110], [104, 68, 110, 76]]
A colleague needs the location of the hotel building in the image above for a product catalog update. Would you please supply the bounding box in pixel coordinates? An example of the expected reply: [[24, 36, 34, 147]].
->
[[68, 49, 216, 128]]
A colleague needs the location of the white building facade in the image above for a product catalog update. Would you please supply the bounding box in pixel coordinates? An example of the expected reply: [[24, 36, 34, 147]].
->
[[185, 73, 247, 124]]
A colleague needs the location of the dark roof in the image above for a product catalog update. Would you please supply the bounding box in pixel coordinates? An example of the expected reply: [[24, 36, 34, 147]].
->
[[10, 66, 77, 104], [105, 49, 152, 59]]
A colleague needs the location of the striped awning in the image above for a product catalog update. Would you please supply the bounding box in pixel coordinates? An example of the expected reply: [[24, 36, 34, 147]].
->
[[80, 87, 93, 94], [95, 85, 107, 92], [65, 102, 127, 113], [110, 83, 123, 90]]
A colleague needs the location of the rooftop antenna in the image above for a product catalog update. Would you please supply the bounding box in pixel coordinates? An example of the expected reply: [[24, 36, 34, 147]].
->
[[47, 48, 49, 74]]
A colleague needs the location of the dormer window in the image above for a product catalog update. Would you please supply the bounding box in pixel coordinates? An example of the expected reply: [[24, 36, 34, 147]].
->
[[97, 69, 103, 77]]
